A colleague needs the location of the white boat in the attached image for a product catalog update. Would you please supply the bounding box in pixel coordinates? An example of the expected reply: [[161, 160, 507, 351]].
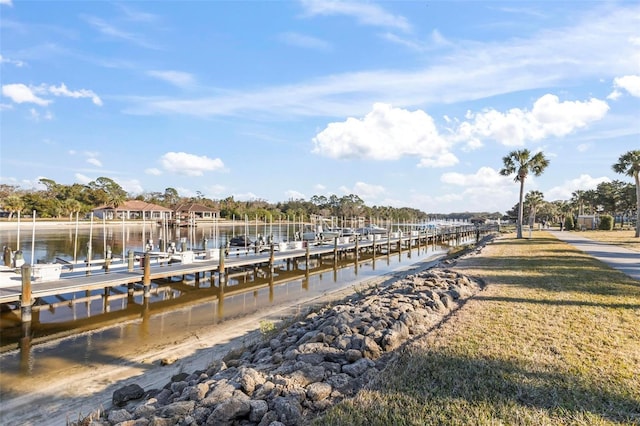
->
[[356, 225, 388, 235]]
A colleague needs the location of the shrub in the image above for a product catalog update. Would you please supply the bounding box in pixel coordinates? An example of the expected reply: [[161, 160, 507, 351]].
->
[[564, 215, 574, 231], [599, 214, 614, 230]]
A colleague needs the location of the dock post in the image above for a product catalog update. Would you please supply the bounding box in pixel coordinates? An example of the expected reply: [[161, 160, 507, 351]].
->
[[305, 243, 310, 270], [333, 237, 338, 267], [219, 246, 226, 285], [269, 244, 275, 273], [128, 250, 134, 272], [355, 238, 359, 262], [143, 253, 151, 298], [104, 287, 111, 313], [20, 264, 33, 323], [386, 237, 391, 257]]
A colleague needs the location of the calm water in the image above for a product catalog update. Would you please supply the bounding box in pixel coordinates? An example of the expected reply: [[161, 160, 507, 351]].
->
[[0, 223, 460, 404]]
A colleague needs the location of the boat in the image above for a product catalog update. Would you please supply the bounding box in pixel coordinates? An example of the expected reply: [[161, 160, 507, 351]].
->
[[229, 235, 254, 247], [338, 227, 359, 237], [356, 225, 388, 235]]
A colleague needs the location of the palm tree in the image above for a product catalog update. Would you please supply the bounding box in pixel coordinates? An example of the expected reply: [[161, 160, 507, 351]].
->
[[500, 149, 550, 239], [612, 150, 640, 237], [524, 190, 545, 227], [2, 195, 24, 219]]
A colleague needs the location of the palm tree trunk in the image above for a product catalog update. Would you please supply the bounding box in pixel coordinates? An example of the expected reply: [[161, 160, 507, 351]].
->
[[635, 174, 640, 238], [517, 179, 525, 239]]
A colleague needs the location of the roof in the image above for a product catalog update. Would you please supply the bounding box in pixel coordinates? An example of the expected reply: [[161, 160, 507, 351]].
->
[[174, 202, 219, 213], [93, 200, 172, 212]]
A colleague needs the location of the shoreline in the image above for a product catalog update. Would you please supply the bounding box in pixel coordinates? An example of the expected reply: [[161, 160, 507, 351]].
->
[[0, 248, 451, 425], [0, 219, 299, 230]]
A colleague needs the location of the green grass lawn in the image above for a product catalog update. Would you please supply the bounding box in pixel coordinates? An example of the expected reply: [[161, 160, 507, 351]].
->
[[314, 232, 640, 425]]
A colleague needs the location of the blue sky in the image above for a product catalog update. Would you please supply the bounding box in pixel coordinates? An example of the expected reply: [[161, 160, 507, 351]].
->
[[1, 0, 638, 214]]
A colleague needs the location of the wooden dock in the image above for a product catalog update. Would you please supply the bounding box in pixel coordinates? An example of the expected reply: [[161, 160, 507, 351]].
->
[[1, 225, 495, 323]]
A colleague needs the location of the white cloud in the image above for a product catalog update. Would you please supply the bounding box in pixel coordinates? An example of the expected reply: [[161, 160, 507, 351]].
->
[[2, 82, 102, 106], [74, 173, 92, 184], [382, 29, 452, 52], [577, 143, 592, 152], [613, 75, 640, 97], [82, 15, 158, 49], [159, 151, 224, 176], [0, 54, 25, 67], [87, 157, 102, 167], [454, 94, 609, 147], [285, 190, 306, 200], [2, 83, 51, 106], [300, 0, 411, 32], [338, 181, 385, 201], [312, 103, 457, 167], [278, 32, 331, 51], [48, 83, 103, 106], [546, 174, 611, 201], [145, 168, 162, 175], [204, 184, 226, 197], [234, 192, 259, 202], [116, 178, 142, 194], [440, 167, 511, 187], [29, 108, 53, 121], [0, 0, 13, 6], [147, 70, 196, 88]]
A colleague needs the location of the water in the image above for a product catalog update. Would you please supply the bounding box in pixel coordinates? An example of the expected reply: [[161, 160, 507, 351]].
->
[[0, 223, 457, 406]]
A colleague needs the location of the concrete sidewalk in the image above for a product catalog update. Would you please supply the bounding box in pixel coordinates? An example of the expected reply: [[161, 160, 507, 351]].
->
[[549, 230, 640, 281]]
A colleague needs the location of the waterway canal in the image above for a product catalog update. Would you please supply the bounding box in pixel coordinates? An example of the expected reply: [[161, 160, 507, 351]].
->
[[0, 223, 454, 413]]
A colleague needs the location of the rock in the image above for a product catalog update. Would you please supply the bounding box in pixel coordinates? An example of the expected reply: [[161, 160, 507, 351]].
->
[[248, 399, 269, 422], [273, 397, 303, 426], [306, 382, 332, 401], [159, 400, 195, 418], [112, 384, 145, 407], [107, 408, 133, 423], [342, 358, 374, 377], [206, 397, 251, 424], [160, 357, 177, 366]]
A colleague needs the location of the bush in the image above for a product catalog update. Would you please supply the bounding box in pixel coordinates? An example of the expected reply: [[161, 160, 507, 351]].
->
[[599, 215, 614, 230], [564, 215, 574, 231]]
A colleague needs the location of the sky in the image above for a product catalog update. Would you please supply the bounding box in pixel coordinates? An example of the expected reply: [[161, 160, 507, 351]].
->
[[0, 0, 639, 214]]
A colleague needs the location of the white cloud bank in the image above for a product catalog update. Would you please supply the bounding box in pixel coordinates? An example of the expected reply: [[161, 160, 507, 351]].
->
[[312, 103, 457, 168], [312, 95, 608, 166], [160, 152, 224, 176], [545, 174, 611, 201], [454, 95, 609, 147]]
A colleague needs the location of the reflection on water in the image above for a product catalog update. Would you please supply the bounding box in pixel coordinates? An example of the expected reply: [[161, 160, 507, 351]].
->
[[0, 222, 302, 265], [0, 223, 462, 400]]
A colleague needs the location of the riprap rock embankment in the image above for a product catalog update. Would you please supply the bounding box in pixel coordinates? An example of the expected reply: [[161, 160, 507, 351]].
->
[[94, 266, 484, 426]]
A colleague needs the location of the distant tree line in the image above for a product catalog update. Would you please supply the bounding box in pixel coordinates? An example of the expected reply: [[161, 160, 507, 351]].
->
[[0, 177, 432, 223], [2, 149, 637, 237]]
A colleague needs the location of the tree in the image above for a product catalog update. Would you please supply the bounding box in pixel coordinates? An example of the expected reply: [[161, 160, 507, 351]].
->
[[612, 150, 640, 237], [524, 190, 545, 227], [163, 188, 181, 207], [87, 177, 127, 208], [2, 195, 24, 219], [500, 149, 550, 239]]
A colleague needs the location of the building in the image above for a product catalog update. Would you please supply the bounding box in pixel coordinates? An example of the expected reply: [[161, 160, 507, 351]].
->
[[92, 200, 173, 220], [173, 202, 219, 221]]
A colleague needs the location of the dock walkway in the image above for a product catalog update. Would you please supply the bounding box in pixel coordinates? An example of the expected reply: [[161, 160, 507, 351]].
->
[[1, 226, 494, 319]]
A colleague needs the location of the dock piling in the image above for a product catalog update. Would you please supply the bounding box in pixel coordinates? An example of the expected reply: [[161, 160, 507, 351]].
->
[[143, 253, 151, 298], [20, 264, 32, 323]]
